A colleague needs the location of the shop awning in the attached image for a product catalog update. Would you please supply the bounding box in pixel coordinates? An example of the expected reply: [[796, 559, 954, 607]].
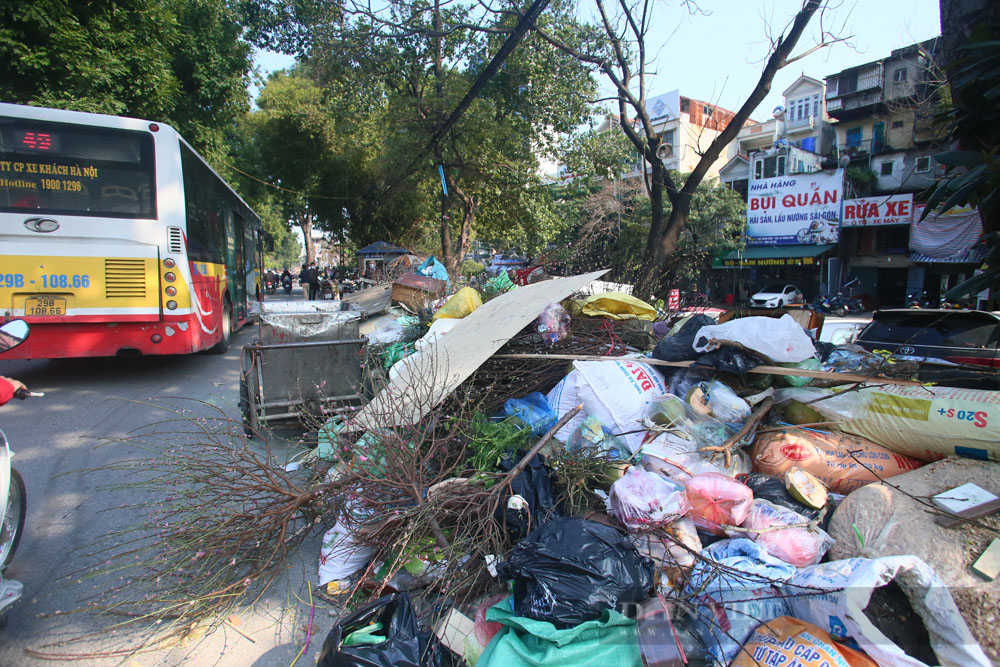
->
[[909, 246, 987, 264], [715, 244, 836, 268]]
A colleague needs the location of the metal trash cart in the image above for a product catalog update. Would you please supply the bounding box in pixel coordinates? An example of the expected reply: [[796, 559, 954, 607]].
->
[[239, 302, 367, 434]]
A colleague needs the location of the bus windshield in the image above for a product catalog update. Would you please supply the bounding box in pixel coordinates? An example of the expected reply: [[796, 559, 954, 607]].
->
[[0, 119, 156, 219]]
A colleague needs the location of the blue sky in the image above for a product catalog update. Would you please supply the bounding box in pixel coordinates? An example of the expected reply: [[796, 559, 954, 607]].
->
[[253, 0, 941, 122]]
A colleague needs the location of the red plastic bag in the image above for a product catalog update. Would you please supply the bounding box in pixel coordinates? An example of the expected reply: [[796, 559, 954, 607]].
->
[[683, 472, 753, 534]]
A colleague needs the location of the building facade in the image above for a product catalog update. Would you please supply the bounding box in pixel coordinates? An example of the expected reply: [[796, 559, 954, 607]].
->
[[825, 37, 982, 307]]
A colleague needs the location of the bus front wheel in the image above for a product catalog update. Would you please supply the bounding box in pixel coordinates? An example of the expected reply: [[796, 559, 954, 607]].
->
[[210, 301, 233, 354]]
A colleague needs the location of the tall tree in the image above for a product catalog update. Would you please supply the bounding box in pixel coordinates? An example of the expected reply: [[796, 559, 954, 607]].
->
[[0, 0, 252, 157], [243, 71, 338, 263], [534, 0, 841, 294], [300, 0, 597, 270]]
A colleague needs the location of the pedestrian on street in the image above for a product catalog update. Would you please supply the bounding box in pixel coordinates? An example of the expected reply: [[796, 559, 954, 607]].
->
[[299, 263, 314, 301], [307, 262, 321, 300]]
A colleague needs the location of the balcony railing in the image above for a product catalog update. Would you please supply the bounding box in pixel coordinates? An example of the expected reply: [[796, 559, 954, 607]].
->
[[827, 90, 883, 114], [835, 138, 895, 161]]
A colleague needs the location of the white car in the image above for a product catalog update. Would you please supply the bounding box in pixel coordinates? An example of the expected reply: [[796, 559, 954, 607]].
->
[[751, 283, 804, 308]]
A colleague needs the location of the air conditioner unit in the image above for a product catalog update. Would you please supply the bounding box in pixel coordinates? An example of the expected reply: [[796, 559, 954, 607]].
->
[[656, 143, 673, 160]]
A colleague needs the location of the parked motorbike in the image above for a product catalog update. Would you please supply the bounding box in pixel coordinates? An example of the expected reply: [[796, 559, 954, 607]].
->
[[810, 294, 833, 314], [812, 278, 864, 317], [0, 319, 38, 625], [907, 290, 932, 308], [282, 276, 293, 294], [320, 278, 336, 300], [827, 292, 865, 317]]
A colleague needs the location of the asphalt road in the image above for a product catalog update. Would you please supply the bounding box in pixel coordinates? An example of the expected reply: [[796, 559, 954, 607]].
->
[[0, 286, 329, 666]]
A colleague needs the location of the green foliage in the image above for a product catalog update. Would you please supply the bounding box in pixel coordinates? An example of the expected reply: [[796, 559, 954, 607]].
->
[[462, 413, 530, 473], [845, 167, 878, 197], [0, 0, 252, 156], [267, 232, 302, 269], [559, 123, 635, 181], [460, 260, 485, 276]]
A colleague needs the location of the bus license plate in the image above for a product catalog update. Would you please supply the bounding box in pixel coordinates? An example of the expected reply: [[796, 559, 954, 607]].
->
[[25, 296, 67, 316]]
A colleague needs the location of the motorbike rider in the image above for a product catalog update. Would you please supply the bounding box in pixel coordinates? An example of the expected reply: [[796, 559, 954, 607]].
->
[[280, 268, 292, 284], [0, 377, 25, 405]]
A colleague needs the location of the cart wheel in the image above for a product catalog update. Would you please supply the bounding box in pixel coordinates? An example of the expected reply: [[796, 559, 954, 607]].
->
[[239, 374, 254, 437]]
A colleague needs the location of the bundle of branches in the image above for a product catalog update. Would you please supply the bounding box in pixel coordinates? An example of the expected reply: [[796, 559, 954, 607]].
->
[[455, 310, 661, 413], [38, 400, 360, 658]]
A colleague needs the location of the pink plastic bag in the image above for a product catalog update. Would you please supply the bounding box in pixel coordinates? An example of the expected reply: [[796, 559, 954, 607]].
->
[[609, 466, 690, 532], [683, 472, 753, 535], [738, 499, 833, 567]]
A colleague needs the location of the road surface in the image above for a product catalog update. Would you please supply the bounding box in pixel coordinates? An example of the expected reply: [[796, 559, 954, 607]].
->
[[0, 286, 330, 666]]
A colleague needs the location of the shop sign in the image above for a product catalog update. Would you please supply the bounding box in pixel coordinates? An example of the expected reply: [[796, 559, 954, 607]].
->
[[746, 169, 844, 246], [841, 194, 913, 227], [722, 256, 819, 267]]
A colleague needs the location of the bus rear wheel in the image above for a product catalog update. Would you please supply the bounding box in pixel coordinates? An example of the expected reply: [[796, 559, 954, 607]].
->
[[210, 301, 233, 354]]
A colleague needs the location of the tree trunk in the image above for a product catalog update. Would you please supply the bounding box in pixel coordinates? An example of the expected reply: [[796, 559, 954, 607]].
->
[[441, 170, 477, 272], [642, 0, 822, 289], [298, 212, 316, 264]]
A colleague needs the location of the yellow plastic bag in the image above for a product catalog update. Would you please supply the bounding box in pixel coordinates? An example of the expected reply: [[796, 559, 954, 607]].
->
[[431, 287, 483, 321], [573, 292, 657, 321]]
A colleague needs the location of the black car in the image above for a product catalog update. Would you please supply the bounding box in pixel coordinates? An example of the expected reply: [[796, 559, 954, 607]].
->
[[855, 309, 1000, 388]]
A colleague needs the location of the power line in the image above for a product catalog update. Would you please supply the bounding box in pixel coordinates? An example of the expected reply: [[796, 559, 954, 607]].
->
[[390, 0, 553, 192], [222, 159, 356, 200]]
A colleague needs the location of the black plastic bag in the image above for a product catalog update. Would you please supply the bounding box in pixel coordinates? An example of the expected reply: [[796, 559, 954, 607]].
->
[[693, 347, 762, 376], [497, 517, 654, 628], [318, 592, 454, 667], [494, 452, 557, 540], [738, 473, 828, 524], [652, 314, 716, 362]]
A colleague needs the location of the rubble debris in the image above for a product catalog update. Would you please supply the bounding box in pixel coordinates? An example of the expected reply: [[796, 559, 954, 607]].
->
[[302, 270, 998, 667]]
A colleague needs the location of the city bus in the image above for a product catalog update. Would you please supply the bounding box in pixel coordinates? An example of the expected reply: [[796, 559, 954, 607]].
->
[[0, 103, 263, 359]]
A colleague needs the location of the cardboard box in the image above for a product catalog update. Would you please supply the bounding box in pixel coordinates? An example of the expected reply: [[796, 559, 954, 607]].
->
[[391, 272, 447, 311]]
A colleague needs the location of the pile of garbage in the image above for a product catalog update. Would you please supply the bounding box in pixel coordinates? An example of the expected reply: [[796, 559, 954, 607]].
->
[[312, 267, 1000, 667]]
